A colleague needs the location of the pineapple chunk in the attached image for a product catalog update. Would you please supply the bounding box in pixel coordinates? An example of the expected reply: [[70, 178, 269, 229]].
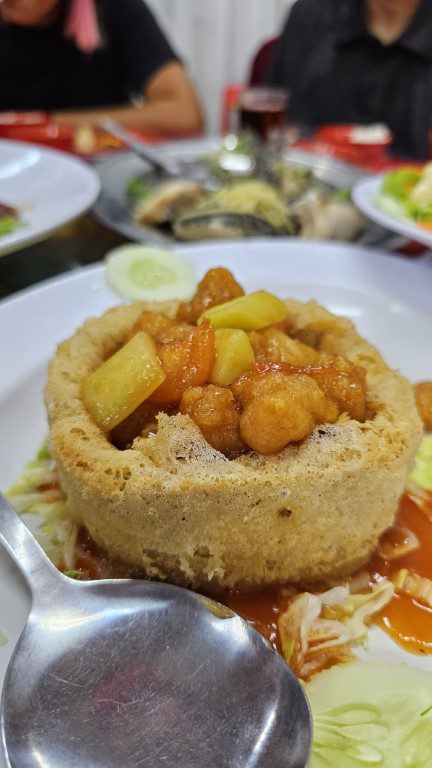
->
[[210, 329, 255, 386], [198, 290, 287, 331], [82, 331, 165, 431]]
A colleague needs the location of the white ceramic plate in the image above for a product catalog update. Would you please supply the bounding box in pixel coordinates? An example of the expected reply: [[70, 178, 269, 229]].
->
[[1, 240, 432, 767], [353, 174, 432, 249], [0, 139, 100, 257]]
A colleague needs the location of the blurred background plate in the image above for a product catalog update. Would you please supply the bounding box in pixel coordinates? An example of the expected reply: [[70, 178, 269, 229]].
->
[[354, 174, 432, 250], [92, 137, 404, 250], [0, 139, 100, 257]]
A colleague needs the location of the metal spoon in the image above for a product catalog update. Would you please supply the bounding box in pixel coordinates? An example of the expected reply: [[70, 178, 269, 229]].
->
[[100, 119, 219, 187], [0, 492, 312, 768], [100, 119, 180, 178]]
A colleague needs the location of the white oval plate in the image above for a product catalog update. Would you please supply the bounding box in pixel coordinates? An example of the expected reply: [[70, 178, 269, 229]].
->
[[353, 174, 432, 249], [0, 240, 432, 767], [0, 139, 100, 257]]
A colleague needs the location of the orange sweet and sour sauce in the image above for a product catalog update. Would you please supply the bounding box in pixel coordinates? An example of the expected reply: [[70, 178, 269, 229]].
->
[[74, 491, 432, 658], [370, 491, 432, 655]]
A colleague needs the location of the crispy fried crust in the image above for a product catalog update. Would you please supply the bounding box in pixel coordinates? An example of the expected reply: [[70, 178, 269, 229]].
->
[[44, 298, 422, 590]]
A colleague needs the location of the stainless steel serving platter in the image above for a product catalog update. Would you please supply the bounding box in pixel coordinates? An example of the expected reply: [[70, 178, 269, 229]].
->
[[92, 137, 404, 249]]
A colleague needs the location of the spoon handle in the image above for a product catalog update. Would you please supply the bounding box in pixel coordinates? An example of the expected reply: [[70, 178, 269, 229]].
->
[[100, 119, 175, 176], [0, 491, 60, 596]]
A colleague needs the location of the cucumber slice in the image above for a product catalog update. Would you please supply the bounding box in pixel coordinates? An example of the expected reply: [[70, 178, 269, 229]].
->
[[305, 660, 432, 767], [105, 245, 196, 301]]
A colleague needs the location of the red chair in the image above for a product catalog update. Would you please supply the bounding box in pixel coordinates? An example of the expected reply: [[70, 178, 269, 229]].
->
[[249, 37, 279, 85], [221, 37, 279, 132]]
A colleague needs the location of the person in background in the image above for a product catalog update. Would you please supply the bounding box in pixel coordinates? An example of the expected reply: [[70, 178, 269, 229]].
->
[[268, 0, 432, 159], [0, 0, 203, 135]]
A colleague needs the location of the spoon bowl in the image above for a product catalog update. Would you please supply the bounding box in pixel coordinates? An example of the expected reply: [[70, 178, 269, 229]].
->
[[0, 493, 311, 767]]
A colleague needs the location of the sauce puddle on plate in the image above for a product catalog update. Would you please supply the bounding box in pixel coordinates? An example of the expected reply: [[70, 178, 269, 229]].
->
[[370, 491, 432, 655], [73, 491, 432, 657]]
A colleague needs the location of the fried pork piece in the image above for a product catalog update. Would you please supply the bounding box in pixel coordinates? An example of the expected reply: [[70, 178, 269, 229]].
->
[[257, 357, 368, 422], [180, 385, 246, 457], [248, 326, 320, 365], [302, 358, 367, 421], [414, 381, 432, 430], [176, 267, 244, 324], [232, 371, 338, 454], [126, 310, 188, 344]]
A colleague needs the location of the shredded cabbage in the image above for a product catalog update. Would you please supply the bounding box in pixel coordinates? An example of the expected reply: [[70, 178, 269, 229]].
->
[[343, 581, 395, 646], [6, 443, 75, 569], [6, 458, 55, 497], [278, 580, 394, 680], [393, 569, 432, 609]]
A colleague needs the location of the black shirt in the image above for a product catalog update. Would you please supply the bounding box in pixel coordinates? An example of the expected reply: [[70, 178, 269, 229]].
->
[[0, 0, 178, 111], [268, 0, 432, 159]]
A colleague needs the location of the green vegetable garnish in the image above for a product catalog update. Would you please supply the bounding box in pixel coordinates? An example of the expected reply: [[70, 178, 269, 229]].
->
[[409, 203, 432, 223], [63, 570, 88, 580], [0, 216, 19, 236], [382, 168, 421, 201], [272, 161, 312, 181], [331, 188, 352, 203], [291, 166, 312, 181], [410, 435, 432, 491], [37, 443, 51, 461], [126, 177, 152, 203], [377, 166, 432, 225]]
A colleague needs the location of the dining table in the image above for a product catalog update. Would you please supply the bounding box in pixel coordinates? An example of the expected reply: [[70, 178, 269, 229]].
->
[[0, 133, 427, 302], [0, 214, 127, 300]]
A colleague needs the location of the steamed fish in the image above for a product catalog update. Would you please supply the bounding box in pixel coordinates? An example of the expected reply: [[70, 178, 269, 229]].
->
[[174, 180, 295, 241], [292, 189, 365, 241], [133, 180, 205, 225]]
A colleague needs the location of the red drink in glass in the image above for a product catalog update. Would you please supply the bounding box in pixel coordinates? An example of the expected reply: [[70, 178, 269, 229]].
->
[[239, 87, 289, 144]]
